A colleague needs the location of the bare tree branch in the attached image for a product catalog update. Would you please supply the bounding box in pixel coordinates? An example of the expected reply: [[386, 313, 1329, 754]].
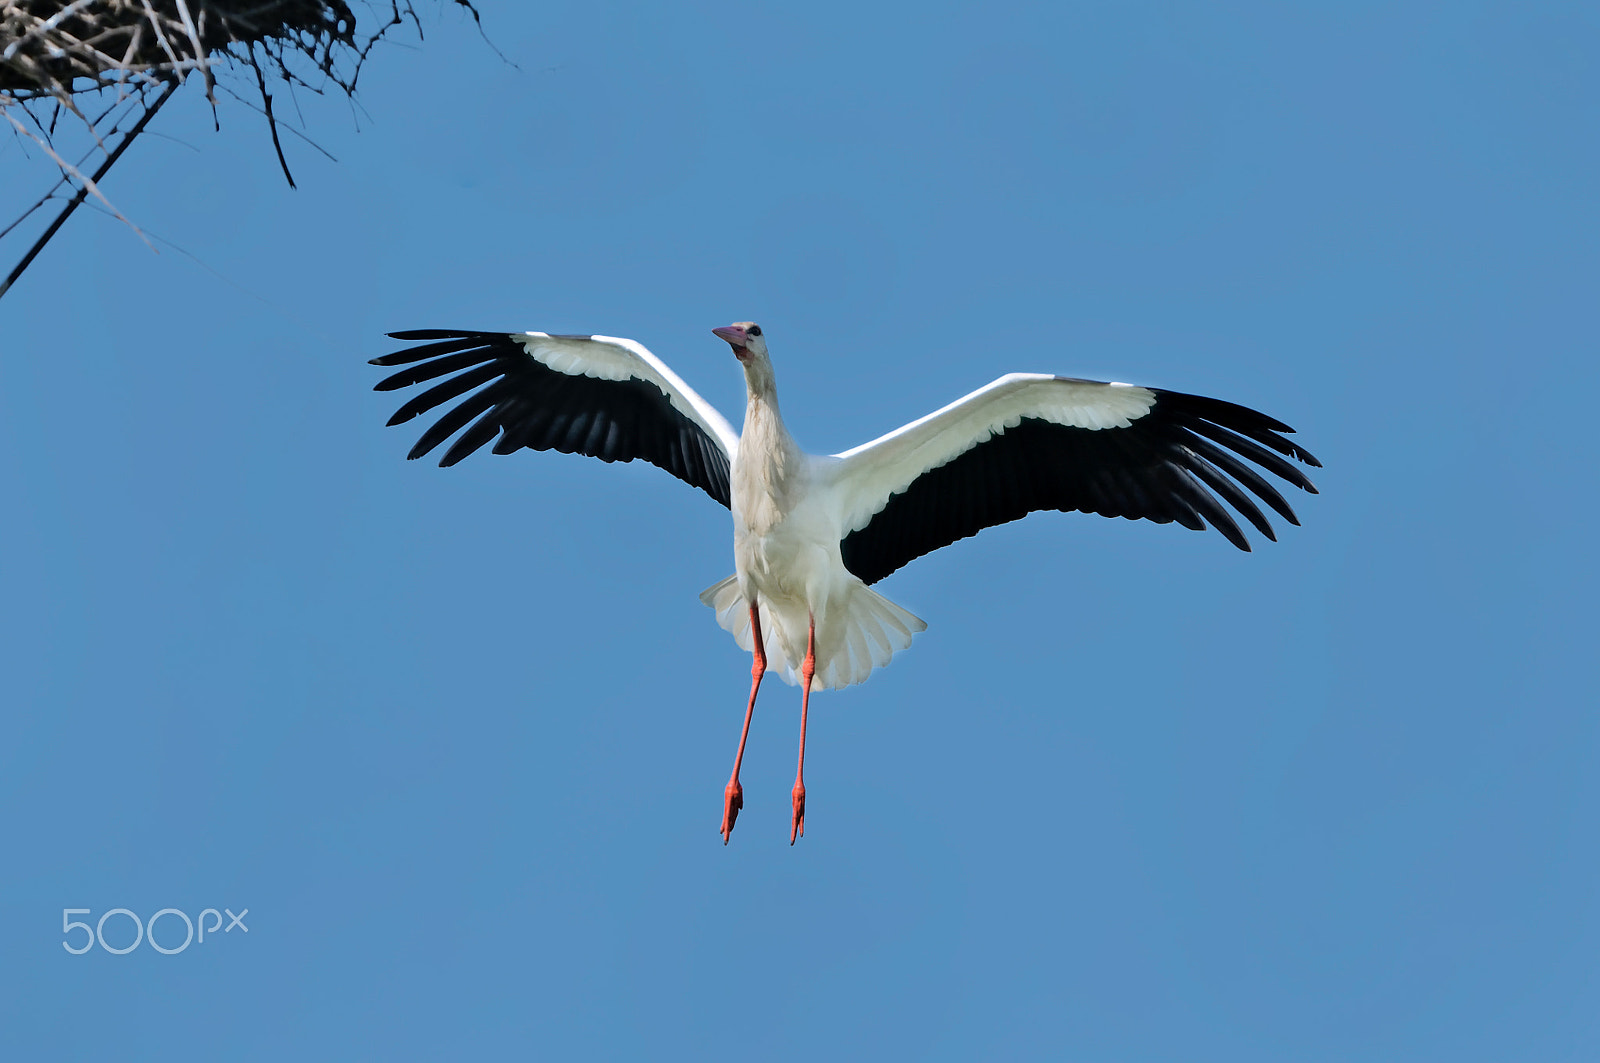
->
[[0, 2, 489, 301], [0, 75, 176, 299]]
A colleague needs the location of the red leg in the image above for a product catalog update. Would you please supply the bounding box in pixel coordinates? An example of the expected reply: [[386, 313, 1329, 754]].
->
[[721, 601, 765, 845], [791, 615, 816, 845]]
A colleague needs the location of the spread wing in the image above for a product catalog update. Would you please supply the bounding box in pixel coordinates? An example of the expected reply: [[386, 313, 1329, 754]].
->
[[829, 373, 1320, 584], [371, 330, 740, 506]]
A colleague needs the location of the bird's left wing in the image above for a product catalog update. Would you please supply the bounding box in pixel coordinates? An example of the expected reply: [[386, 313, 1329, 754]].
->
[[371, 330, 740, 506], [829, 373, 1321, 584]]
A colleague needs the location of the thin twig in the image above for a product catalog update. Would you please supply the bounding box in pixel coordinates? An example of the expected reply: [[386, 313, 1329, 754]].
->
[[0, 192, 55, 242], [2, 108, 145, 243], [214, 81, 336, 161], [171, 0, 213, 102], [251, 55, 292, 187], [0, 75, 178, 302], [2, 1, 98, 63]]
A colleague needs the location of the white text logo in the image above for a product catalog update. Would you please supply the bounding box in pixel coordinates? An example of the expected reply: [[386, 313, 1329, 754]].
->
[[62, 907, 249, 955]]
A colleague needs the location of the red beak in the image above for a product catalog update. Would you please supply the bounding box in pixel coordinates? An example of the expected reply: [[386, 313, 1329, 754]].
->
[[712, 325, 748, 346]]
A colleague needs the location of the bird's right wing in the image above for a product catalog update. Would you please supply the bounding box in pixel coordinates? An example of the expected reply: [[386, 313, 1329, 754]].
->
[[371, 330, 740, 507], [828, 373, 1320, 584]]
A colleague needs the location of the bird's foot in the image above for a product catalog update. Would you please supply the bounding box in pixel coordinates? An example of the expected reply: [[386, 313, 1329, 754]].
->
[[789, 782, 806, 845], [720, 778, 744, 844]]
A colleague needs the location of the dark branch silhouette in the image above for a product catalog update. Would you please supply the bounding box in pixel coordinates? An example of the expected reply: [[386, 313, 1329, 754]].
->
[[0, 1, 487, 301]]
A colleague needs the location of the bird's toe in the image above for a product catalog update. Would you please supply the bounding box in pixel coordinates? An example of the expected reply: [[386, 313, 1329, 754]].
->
[[789, 783, 806, 845], [720, 779, 744, 844]]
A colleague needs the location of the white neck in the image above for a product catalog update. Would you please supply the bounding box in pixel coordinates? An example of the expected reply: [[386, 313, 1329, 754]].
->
[[741, 372, 792, 456], [740, 358, 788, 439], [733, 361, 804, 526]]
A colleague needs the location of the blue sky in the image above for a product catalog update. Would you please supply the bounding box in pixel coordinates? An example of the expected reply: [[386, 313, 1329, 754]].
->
[[2, 2, 1597, 1059]]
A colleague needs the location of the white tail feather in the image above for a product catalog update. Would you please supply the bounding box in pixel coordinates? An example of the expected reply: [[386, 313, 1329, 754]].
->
[[699, 574, 926, 690]]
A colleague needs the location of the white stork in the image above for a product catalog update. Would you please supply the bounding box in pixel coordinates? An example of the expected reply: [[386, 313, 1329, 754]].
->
[[371, 322, 1319, 844]]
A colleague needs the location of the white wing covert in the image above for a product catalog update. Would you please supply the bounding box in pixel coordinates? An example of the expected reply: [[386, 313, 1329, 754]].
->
[[829, 374, 1321, 584], [372, 330, 739, 506]]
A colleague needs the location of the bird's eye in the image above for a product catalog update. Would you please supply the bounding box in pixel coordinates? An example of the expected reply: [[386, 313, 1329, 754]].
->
[[748, 326, 762, 337]]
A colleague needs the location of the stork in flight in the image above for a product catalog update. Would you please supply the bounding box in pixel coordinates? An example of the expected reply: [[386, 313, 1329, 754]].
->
[[370, 323, 1319, 844]]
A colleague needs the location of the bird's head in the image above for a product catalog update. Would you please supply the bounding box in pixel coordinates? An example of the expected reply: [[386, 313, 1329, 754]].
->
[[713, 321, 775, 396], [712, 321, 768, 364]]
